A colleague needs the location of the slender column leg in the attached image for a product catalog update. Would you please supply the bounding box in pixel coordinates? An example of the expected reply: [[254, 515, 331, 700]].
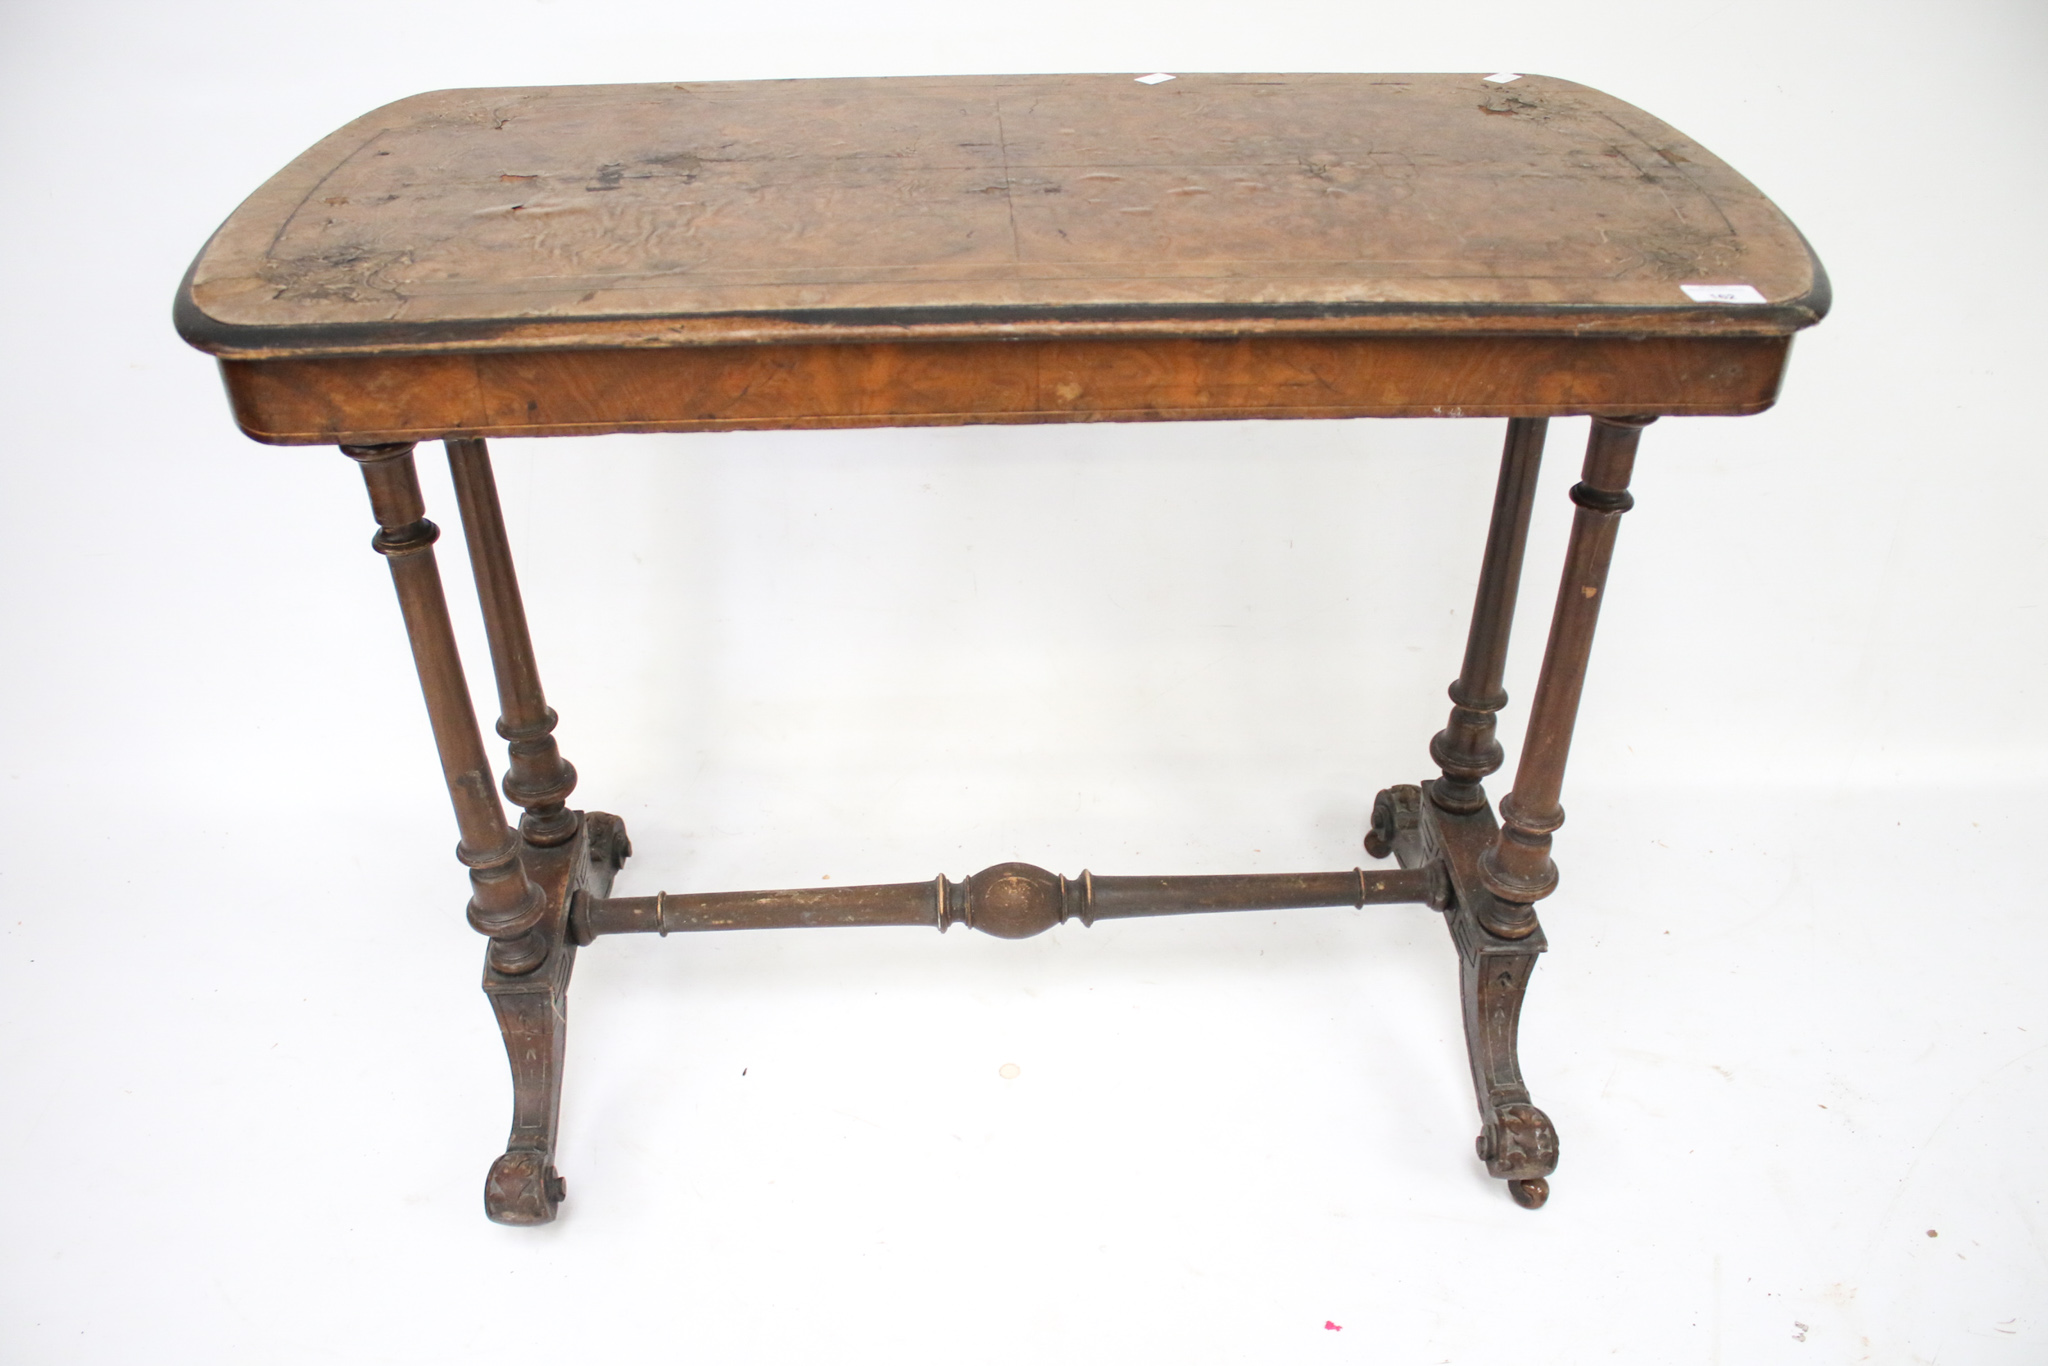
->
[[446, 438, 580, 847], [1478, 416, 1654, 937], [1370, 418, 1541, 856], [1428, 417, 1548, 815], [343, 443, 547, 975]]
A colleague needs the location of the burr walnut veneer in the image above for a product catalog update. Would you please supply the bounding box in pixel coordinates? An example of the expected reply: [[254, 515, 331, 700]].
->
[[177, 73, 1826, 1222]]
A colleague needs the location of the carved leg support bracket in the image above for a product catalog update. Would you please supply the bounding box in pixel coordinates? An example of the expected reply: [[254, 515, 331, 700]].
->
[[1372, 782, 1559, 1209], [482, 810, 631, 1225]]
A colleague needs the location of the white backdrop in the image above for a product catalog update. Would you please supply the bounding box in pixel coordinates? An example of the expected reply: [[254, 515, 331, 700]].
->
[[2, 1, 2044, 1362]]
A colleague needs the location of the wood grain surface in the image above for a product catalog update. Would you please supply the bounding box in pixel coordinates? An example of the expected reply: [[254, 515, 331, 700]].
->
[[178, 73, 1826, 360]]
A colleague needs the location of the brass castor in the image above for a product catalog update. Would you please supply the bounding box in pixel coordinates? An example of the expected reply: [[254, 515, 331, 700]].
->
[[1508, 1177, 1549, 1209]]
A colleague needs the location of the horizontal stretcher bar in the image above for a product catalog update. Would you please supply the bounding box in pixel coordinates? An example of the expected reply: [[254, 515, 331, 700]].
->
[[571, 861, 1446, 943]]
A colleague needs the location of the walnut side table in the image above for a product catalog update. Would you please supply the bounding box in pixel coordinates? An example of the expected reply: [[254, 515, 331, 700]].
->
[[175, 73, 1827, 1223]]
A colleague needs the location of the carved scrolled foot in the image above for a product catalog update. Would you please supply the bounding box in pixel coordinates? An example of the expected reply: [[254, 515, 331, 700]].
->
[[1476, 1100, 1559, 1181], [1364, 790, 1396, 860], [486, 1149, 566, 1225], [1365, 784, 1424, 863], [1476, 1102, 1558, 1208], [585, 809, 631, 874]]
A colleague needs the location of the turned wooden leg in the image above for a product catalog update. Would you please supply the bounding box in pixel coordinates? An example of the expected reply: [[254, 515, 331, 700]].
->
[[1479, 415, 1653, 936], [1427, 416, 1548, 817], [1370, 418, 1542, 859], [446, 438, 582, 848], [343, 442, 548, 975]]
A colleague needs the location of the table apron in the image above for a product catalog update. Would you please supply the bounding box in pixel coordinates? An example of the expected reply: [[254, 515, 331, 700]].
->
[[219, 333, 1789, 445]]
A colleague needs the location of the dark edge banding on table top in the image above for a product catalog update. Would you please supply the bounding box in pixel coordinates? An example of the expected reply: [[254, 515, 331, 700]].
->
[[1792, 227, 1834, 327], [174, 263, 1830, 361]]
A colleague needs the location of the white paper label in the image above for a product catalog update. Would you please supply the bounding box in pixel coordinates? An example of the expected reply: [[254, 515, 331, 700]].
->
[[1484, 72, 1522, 84], [1135, 72, 1176, 85], [1680, 283, 1768, 304]]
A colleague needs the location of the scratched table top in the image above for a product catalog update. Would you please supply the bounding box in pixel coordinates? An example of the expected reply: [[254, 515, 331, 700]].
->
[[177, 73, 1826, 360]]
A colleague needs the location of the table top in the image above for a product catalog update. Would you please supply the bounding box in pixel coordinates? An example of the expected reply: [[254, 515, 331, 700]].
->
[[176, 73, 1827, 362]]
